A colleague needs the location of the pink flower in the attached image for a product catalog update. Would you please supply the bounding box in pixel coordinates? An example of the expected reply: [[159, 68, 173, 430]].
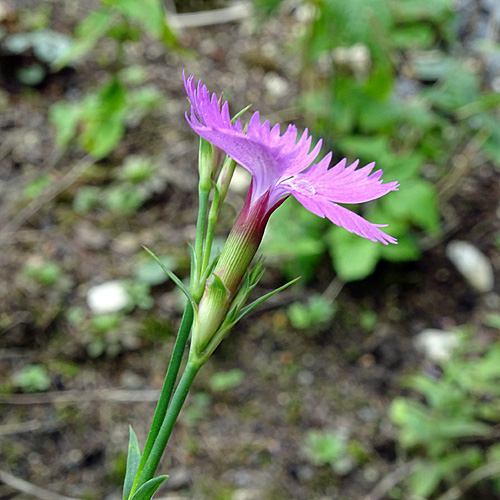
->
[[184, 73, 399, 245]]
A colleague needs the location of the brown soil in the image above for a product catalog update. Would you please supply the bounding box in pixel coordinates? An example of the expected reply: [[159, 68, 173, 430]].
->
[[0, 1, 499, 500]]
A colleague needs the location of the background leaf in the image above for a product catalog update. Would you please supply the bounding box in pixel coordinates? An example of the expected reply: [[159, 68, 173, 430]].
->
[[327, 227, 381, 281]]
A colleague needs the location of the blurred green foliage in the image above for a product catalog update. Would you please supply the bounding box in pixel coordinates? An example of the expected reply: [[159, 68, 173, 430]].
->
[[287, 293, 335, 331], [390, 333, 500, 498], [12, 364, 51, 392], [302, 429, 357, 475], [257, 0, 500, 281], [73, 156, 163, 216], [22, 259, 63, 286], [209, 368, 245, 391], [49, 0, 176, 159], [23, 174, 51, 200], [182, 392, 212, 427]]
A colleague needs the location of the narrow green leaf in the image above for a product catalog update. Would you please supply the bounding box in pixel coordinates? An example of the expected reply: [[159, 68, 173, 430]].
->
[[123, 427, 142, 500], [130, 475, 167, 500], [142, 246, 197, 311], [236, 276, 301, 322], [199, 275, 301, 365], [248, 256, 265, 284], [224, 273, 252, 322], [225, 260, 266, 321], [231, 104, 252, 124]]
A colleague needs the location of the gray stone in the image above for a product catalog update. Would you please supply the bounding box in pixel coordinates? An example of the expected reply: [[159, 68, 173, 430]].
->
[[446, 240, 494, 293], [414, 329, 459, 362], [86, 280, 129, 314]]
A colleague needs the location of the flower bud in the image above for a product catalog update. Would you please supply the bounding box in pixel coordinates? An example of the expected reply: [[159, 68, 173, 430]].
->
[[191, 185, 276, 355]]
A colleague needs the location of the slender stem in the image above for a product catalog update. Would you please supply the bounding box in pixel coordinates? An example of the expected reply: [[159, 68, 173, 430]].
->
[[200, 156, 237, 285], [128, 304, 194, 498], [135, 360, 201, 490], [201, 189, 221, 273], [202, 155, 236, 274], [192, 186, 210, 296]]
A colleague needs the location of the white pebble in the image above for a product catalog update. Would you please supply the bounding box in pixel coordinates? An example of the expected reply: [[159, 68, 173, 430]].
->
[[414, 329, 459, 362], [446, 240, 494, 293], [264, 72, 289, 97], [87, 281, 129, 314]]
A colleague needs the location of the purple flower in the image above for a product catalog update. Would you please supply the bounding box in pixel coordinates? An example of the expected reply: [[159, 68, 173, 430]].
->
[[184, 73, 399, 245]]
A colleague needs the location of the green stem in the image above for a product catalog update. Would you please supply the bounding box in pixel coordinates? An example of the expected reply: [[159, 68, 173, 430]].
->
[[201, 156, 236, 282], [135, 360, 201, 490], [128, 304, 194, 498], [201, 189, 221, 273], [192, 186, 210, 297]]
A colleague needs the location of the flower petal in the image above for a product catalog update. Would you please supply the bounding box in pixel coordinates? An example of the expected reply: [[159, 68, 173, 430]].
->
[[301, 155, 399, 204], [290, 188, 397, 245], [185, 75, 325, 200], [185, 122, 285, 199]]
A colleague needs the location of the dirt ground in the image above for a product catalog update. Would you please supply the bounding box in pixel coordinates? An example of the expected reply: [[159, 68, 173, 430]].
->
[[0, 1, 499, 499]]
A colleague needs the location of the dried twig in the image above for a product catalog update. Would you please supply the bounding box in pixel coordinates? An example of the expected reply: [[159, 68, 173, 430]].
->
[[436, 461, 500, 500], [362, 461, 415, 500], [0, 388, 160, 405], [323, 276, 345, 302], [0, 469, 81, 500], [436, 127, 490, 204], [0, 156, 92, 245], [0, 419, 61, 436], [167, 1, 251, 29]]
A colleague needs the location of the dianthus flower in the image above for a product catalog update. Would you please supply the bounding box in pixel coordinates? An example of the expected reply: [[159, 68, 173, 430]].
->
[[184, 74, 399, 352], [185, 74, 398, 243]]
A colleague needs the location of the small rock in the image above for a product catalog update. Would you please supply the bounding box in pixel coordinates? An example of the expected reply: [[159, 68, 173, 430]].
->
[[120, 370, 144, 389], [86, 281, 129, 314], [75, 221, 109, 250], [357, 406, 378, 422], [111, 233, 141, 255], [165, 466, 191, 490], [232, 488, 264, 500], [414, 329, 459, 362], [263, 71, 289, 97], [103, 494, 121, 500], [297, 369, 314, 386], [446, 240, 494, 293], [332, 43, 371, 76]]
